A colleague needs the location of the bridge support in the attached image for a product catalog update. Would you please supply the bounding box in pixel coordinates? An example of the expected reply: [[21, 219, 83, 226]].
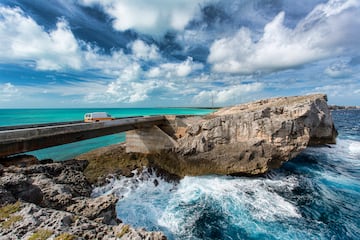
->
[[126, 125, 178, 153]]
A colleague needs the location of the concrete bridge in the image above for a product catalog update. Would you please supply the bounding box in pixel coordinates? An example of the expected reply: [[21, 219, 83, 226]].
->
[[0, 115, 184, 158]]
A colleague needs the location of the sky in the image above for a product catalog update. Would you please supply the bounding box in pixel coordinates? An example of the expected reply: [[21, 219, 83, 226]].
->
[[0, 0, 359, 108]]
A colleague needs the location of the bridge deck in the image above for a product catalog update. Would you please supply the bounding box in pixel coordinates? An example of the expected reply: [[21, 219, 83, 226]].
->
[[0, 116, 167, 158]]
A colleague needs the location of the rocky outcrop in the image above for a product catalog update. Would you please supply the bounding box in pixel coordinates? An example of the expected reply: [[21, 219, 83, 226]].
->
[[0, 158, 166, 240], [1, 201, 165, 240], [121, 94, 337, 177], [166, 94, 337, 176]]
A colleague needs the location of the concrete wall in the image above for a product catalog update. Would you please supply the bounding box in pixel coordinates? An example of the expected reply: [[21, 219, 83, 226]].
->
[[126, 125, 178, 154]]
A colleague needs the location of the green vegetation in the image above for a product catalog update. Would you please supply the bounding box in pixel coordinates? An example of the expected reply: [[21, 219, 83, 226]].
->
[[0, 201, 23, 229], [116, 224, 130, 238], [0, 201, 21, 218], [1, 215, 23, 229], [28, 229, 53, 240], [54, 233, 76, 240]]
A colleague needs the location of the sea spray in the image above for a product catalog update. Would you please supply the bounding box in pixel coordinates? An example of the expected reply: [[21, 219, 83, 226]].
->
[[93, 169, 315, 239]]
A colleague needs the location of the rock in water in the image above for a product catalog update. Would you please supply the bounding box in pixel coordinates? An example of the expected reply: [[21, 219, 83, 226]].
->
[[152, 94, 337, 176]]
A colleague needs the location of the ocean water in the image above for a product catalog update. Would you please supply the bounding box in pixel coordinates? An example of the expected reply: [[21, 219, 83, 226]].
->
[[0, 108, 214, 160], [92, 110, 360, 240]]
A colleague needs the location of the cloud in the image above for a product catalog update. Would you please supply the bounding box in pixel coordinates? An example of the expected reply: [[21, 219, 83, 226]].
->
[[0, 6, 82, 71], [0, 83, 20, 102], [78, 0, 209, 36], [147, 57, 204, 78], [131, 40, 160, 60], [207, 0, 360, 74], [324, 61, 352, 78], [312, 83, 360, 98], [84, 57, 204, 103], [193, 82, 264, 105]]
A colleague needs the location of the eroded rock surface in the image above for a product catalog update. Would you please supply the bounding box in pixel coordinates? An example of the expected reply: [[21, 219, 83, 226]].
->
[[168, 94, 337, 175], [0, 159, 166, 240], [1, 202, 165, 240]]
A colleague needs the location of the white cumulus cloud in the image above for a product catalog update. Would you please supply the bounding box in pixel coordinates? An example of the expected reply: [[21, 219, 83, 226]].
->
[[0, 83, 20, 102], [208, 0, 360, 74], [193, 82, 264, 106], [0, 6, 82, 70], [79, 0, 209, 36], [131, 40, 160, 60], [147, 57, 204, 78]]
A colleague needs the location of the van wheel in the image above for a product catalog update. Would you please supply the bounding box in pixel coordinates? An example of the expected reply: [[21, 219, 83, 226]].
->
[[95, 120, 99, 122]]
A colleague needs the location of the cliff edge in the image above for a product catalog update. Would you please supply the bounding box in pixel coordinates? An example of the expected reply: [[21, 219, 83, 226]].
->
[[141, 94, 337, 176]]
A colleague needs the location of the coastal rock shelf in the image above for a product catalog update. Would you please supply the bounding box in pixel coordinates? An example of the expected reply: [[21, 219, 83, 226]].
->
[[0, 158, 166, 240], [123, 94, 337, 177]]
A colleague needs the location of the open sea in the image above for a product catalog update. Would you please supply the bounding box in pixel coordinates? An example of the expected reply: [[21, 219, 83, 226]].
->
[[1, 108, 360, 239]]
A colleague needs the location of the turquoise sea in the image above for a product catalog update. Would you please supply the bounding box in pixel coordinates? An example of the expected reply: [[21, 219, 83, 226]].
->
[[0, 108, 214, 160]]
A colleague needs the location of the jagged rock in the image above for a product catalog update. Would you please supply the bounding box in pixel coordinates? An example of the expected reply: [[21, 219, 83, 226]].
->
[[0, 172, 43, 204], [168, 94, 337, 176], [0, 186, 16, 206], [0, 154, 39, 168], [120, 94, 336, 177], [0, 159, 166, 239], [0, 202, 166, 240], [31, 173, 75, 209], [66, 195, 121, 225], [1, 159, 92, 209]]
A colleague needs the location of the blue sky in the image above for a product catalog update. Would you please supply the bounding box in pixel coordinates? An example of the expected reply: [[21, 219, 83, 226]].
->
[[0, 0, 359, 108]]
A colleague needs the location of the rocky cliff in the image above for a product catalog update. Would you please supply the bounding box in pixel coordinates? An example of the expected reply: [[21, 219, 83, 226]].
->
[[127, 94, 336, 177]]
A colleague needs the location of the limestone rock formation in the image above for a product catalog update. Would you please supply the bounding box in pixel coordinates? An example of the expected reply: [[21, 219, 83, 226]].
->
[[166, 94, 337, 176], [0, 159, 166, 240], [119, 94, 336, 177], [0, 201, 166, 240]]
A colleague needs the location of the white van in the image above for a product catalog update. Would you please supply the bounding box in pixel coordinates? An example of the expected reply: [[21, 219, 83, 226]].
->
[[84, 112, 115, 122]]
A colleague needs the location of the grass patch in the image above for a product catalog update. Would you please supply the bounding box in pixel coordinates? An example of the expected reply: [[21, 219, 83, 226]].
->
[[0, 201, 23, 229], [28, 229, 53, 240], [1, 215, 23, 229], [116, 224, 130, 238], [0, 201, 21, 219], [54, 233, 76, 240]]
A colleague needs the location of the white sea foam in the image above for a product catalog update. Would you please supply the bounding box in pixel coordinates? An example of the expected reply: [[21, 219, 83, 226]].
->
[[349, 141, 360, 155], [158, 175, 301, 238], [92, 168, 301, 239]]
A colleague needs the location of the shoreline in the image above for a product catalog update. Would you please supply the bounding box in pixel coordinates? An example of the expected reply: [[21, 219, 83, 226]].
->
[[0, 155, 167, 239]]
